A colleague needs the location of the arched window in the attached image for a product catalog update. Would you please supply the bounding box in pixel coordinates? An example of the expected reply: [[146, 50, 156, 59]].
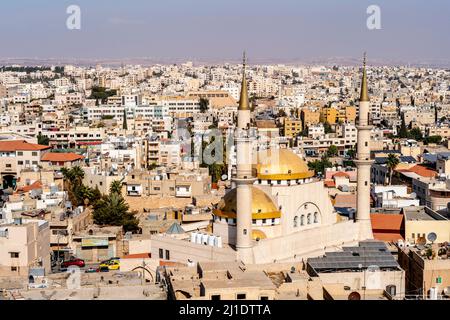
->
[[300, 215, 305, 226], [293, 216, 298, 228], [314, 212, 318, 223], [307, 213, 311, 224]]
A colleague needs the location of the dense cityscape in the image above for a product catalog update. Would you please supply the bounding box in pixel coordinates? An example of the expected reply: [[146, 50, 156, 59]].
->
[[0, 55, 449, 301]]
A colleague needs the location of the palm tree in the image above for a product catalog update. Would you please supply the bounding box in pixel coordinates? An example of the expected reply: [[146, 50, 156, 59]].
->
[[70, 166, 85, 186], [93, 192, 139, 232], [109, 180, 123, 195], [387, 154, 400, 185]]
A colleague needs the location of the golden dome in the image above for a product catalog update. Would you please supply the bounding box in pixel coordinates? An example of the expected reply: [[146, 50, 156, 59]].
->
[[252, 229, 267, 241], [255, 148, 314, 180], [213, 186, 280, 220]]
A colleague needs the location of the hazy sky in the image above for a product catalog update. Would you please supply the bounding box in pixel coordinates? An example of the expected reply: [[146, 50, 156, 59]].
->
[[0, 0, 449, 63]]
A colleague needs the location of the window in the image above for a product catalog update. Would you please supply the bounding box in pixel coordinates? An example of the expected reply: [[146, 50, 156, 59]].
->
[[211, 295, 221, 300], [314, 212, 318, 223], [260, 296, 269, 300], [10, 252, 19, 258], [32, 152, 38, 156], [165, 250, 170, 260], [293, 216, 298, 228], [18, 161, 23, 165], [307, 213, 311, 224], [11, 267, 18, 272], [159, 249, 163, 259], [17, 152, 23, 156], [236, 293, 246, 300], [6, 164, 11, 168], [300, 215, 305, 226]]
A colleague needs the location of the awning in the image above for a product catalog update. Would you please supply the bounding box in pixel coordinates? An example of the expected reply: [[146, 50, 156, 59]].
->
[[77, 141, 102, 145]]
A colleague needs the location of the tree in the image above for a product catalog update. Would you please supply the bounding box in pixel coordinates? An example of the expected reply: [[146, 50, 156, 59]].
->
[[37, 132, 50, 146], [347, 147, 357, 160], [398, 117, 408, 138], [408, 127, 423, 141], [323, 121, 333, 134], [123, 109, 128, 130], [424, 135, 442, 145], [93, 190, 139, 232], [327, 145, 338, 157], [109, 180, 123, 195], [386, 154, 400, 185], [307, 155, 332, 176], [199, 98, 209, 113]]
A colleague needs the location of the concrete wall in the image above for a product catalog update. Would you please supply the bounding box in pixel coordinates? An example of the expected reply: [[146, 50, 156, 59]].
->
[[151, 235, 236, 264]]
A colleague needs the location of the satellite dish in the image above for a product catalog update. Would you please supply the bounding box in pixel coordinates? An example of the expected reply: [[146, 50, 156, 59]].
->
[[427, 232, 437, 243], [443, 286, 450, 297], [221, 174, 228, 181], [348, 292, 361, 300]]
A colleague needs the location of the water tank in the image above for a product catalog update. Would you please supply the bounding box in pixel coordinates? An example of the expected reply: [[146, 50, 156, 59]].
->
[[202, 233, 209, 245], [190, 232, 197, 243], [195, 233, 203, 244], [208, 235, 215, 246], [215, 236, 223, 248], [429, 287, 438, 300], [386, 285, 397, 297]]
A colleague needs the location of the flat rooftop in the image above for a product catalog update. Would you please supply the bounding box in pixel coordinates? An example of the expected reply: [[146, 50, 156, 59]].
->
[[307, 241, 401, 272], [403, 206, 447, 221]]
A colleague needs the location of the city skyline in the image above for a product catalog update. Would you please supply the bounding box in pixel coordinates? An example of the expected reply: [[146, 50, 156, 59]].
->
[[0, 0, 449, 66]]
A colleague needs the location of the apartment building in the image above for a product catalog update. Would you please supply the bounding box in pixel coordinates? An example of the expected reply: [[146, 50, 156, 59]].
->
[[0, 218, 51, 277], [43, 127, 105, 149], [125, 168, 211, 198], [0, 140, 51, 188], [284, 118, 303, 138], [300, 108, 321, 127]]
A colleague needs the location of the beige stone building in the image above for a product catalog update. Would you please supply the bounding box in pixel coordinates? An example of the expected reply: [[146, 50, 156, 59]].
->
[[0, 140, 50, 188], [124, 168, 211, 198], [0, 218, 51, 277], [398, 243, 450, 298]]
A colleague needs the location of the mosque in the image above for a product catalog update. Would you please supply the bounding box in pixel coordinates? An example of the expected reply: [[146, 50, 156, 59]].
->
[[152, 54, 374, 265], [211, 53, 374, 264]]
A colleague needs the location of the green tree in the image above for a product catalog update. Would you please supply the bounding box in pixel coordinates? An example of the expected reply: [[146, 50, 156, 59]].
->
[[37, 132, 50, 146], [308, 155, 332, 176], [424, 135, 442, 145], [93, 192, 139, 232], [109, 180, 123, 195], [347, 147, 357, 160], [199, 98, 209, 113], [327, 145, 338, 157], [323, 121, 333, 134], [123, 109, 128, 130], [387, 154, 400, 185], [408, 127, 423, 141]]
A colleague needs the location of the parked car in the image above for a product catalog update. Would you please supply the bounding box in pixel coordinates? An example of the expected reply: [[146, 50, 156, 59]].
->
[[96, 266, 110, 272], [85, 267, 97, 273], [99, 258, 120, 270], [61, 258, 85, 268]]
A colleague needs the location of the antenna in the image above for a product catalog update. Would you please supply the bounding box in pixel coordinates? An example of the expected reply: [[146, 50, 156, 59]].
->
[[363, 52, 367, 69]]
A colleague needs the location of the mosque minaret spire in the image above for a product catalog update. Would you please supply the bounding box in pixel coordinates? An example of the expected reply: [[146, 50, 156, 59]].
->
[[234, 52, 256, 263], [355, 52, 374, 240]]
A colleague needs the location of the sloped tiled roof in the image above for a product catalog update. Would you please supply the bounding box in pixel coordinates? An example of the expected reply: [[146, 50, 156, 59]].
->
[[41, 152, 84, 162], [0, 140, 50, 152]]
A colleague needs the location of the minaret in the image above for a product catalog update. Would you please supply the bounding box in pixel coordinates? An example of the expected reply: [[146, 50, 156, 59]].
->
[[234, 52, 256, 264], [355, 53, 374, 240]]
